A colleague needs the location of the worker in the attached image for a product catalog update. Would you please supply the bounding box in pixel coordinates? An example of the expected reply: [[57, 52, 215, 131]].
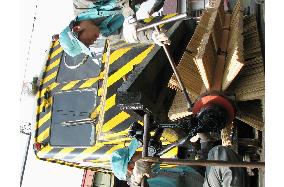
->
[[110, 134, 247, 187], [59, 0, 169, 58]]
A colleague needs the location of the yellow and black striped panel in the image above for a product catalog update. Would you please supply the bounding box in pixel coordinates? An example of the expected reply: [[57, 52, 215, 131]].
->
[[35, 14, 180, 170]]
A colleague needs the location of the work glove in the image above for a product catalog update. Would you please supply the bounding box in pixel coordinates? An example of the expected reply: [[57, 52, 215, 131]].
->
[[123, 16, 138, 43], [128, 159, 152, 186], [151, 29, 171, 46]]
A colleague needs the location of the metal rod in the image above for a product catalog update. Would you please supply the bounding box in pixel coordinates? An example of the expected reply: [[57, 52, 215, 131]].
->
[[137, 13, 188, 32], [142, 113, 150, 158], [141, 157, 265, 169], [141, 113, 150, 187], [153, 26, 193, 110], [20, 133, 32, 187]]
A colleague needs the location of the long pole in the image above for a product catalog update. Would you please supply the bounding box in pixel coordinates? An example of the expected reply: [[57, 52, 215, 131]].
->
[[20, 133, 32, 187], [154, 26, 193, 110], [141, 113, 150, 187], [141, 157, 265, 169]]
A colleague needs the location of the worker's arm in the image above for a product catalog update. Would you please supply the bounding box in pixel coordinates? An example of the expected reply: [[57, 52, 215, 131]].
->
[[122, 18, 170, 46], [122, 0, 169, 45], [126, 159, 152, 187]]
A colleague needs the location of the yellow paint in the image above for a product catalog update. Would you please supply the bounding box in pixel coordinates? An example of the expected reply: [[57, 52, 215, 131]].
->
[[49, 82, 60, 90], [71, 144, 105, 161], [98, 45, 154, 96], [109, 47, 132, 64], [50, 47, 63, 59], [53, 40, 60, 48], [61, 80, 80, 91], [37, 127, 50, 142], [37, 95, 53, 114], [102, 137, 131, 145], [53, 148, 76, 159], [79, 72, 104, 89], [102, 111, 130, 132], [160, 13, 178, 28], [37, 145, 53, 158], [103, 129, 129, 139], [42, 71, 57, 85], [38, 99, 49, 114], [46, 58, 60, 72], [46, 40, 60, 59], [104, 94, 116, 112], [161, 147, 178, 158], [37, 82, 59, 99], [144, 16, 154, 23], [37, 111, 51, 128], [90, 92, 115, 120], [91, 144, 125, 163]]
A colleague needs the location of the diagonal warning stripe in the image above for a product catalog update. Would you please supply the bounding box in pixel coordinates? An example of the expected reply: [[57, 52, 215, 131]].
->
[[42, 71, 57, 85], [102, 111, 130, 132], [61, 80, 81, 91], [49, 47, 63, 60], [46, 58, 61, 72], [160, 13, 177, 28], [104, 94, 116, 112], [37, 82, 59, 98], [71, 144, 105, 161], [53, 148, 76, 160], [109, 47, 132, 64], [79, 72, 104, 89], [37, 145, 53, 158], [37, 111, 51, 129], [37, 127, 50, 142], [89, 93, 116, 119], [98, 45, 154, 96], [91, 144, 125, 163], [102, 129, 129, 139], [37, 99, 49, 114], [46, 41, 60, 59]]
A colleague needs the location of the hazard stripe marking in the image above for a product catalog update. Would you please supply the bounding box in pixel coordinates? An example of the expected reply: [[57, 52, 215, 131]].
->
[[91, 144, 125, 163], [102, 129, 129, 139], [61, 80, 80, 91], [109, 47, 132, 65], [37, 127, 50, 142], [46, 58, 61, 72], [42, 71, 57, 85], [50, 47, 63, 60], [79, 72, 104, 89], [37, 111, 51, 129], [98, 45, 154, 96], [107, 117, 135, 134], [104, 94, 116, 112], [71, 144, 105, 161], [37, 145, 53, 158], [102, 111, 130, 132], [37, 82, 59, 98], [161, 147, 178, 158], [53, 148, 76, 160]]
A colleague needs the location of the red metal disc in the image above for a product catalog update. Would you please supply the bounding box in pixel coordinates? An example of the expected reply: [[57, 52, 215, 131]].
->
[[192, 94, 235, 123]]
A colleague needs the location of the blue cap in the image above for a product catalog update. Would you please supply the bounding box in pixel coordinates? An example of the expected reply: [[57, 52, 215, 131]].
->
[[110, 138, 140, 181], [59, 26, 92, 57]]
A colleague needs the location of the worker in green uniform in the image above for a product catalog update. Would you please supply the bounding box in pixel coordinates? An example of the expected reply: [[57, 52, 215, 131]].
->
[[110, 135, 247, 187], [59, 0, 169, 58]]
